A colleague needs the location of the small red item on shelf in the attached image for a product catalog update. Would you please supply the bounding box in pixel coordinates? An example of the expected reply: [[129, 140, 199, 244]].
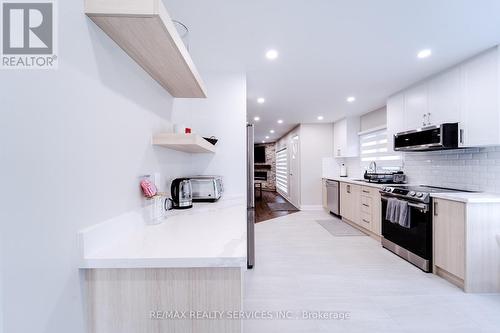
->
[[140, 179, 157, 198], [185, 128, 192, 134]]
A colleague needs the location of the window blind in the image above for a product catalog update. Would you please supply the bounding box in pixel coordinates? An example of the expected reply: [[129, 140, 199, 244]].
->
[[359, 129, 402, 171], [276, 148, 288, 195]]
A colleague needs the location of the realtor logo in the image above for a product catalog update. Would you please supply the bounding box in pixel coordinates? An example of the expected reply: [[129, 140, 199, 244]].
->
[[1, 1, 57, 69]]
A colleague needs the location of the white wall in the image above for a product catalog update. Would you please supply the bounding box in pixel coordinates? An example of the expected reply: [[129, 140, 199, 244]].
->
[[172, 73, 247, 197], [0, 3, 245, 332], [299, 124, 334, 208]]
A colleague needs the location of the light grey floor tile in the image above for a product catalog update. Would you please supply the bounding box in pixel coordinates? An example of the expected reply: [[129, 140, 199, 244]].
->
[[243, 211, 500, 333]]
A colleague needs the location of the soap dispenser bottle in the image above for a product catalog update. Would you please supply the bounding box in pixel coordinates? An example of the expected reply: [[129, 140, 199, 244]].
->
[[340, 163, 348, 177]]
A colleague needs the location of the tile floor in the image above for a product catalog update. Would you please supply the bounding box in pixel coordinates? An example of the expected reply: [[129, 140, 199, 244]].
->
[[243, 210, 500, 332]]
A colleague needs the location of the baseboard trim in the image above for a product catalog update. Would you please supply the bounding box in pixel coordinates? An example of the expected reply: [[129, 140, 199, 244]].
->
[[434, 266, 465, 291], [300, 205, 323, 211], [341, 217, 381, 242]]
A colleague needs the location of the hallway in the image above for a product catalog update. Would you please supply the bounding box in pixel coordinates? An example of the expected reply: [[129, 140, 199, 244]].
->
[[255, 190, 299, 223]]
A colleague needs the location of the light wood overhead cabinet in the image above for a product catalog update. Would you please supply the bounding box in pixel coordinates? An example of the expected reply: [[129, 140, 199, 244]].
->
[[433, 198, 500, 293], [386, 46, 500, 147], [85, 0, 207, 98]]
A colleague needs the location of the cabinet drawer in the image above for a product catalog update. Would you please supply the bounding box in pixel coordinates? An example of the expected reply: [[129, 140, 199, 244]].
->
[[361, 196, 372, 213], [360, 211, 372, 226], [361, 186, 379, 196]]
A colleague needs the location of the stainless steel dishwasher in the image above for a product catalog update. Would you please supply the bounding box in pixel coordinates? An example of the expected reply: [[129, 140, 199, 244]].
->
[[326, 180, 340, 216]]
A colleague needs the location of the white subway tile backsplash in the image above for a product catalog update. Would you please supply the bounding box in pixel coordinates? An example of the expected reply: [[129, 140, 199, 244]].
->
[[404, 147, 500, 192]]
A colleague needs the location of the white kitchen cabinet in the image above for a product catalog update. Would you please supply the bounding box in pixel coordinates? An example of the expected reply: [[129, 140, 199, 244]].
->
[[404, 83, 428, 130], [333, 117, 360, 158], [427, 67, 462, 126], [460, 48, 500, 146], [386, 93, 405, 153], [387, 46, 500, 148]]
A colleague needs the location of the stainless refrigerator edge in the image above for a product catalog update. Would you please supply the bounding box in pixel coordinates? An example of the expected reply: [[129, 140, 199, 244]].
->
[[246, 124, 255, 269]]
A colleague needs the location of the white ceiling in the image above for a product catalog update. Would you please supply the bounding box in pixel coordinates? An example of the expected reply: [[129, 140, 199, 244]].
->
[[165, 0, 500, 142]]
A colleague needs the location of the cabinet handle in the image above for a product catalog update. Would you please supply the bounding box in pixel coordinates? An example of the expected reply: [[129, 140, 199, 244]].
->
[[362, 219, 370, 223], [427, 112, 431, 126], [433, 201, 438, 216], [362, 203, 369, 207], [337, 148, 341, 156], [362, 190, 370, 193], [459, 129, 464, 144], [422, 114, 427, 126], [347, 185, 351, 193]]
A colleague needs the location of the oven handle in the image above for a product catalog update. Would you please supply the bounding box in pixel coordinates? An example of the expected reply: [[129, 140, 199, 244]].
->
[[381, 197, 429, 212]]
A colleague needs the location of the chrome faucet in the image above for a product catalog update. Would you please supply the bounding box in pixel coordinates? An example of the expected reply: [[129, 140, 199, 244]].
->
[[368, 161, 377, 173]]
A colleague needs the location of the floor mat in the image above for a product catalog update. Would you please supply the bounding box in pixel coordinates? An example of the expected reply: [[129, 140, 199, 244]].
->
[[316, 218, 367, 236], [267, 202, 299, 211]]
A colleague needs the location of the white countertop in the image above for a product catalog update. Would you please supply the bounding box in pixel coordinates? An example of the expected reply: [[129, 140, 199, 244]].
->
[[325, 177, 500, 203], [323, 176, 404, 189], [78, 197, 247, 269], [431, 192, 500, 204]]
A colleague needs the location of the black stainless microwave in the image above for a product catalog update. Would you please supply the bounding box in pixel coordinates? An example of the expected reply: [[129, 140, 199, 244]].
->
[[394, 123, 459, 151]]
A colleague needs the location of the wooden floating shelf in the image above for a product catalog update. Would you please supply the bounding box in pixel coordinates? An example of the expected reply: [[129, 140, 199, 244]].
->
[[152, 133, 216, 153], [85, 0, 207, 98]]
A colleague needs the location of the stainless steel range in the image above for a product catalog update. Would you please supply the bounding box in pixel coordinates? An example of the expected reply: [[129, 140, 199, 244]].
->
[[380, 185, 466, 272]]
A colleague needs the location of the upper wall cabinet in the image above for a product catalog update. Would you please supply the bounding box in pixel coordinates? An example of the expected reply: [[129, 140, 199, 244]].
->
[[386, 92, 405, 154], [428, 67, 462, 125], [461, 49, 500, 146], [404, 83, 429, 129], [85, 0, 207, 98], [387, 46, 500, 147], [334, 117, 360, 158]]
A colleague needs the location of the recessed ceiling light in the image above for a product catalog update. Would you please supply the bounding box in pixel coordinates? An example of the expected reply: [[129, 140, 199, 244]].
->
[[277, 119, 283, 124], [317, 116, 324, 120], [262, 140, 266, 143], [270, 129, 275, 133], [265, 136, 270, 139], [257, 97, 265, 104], [347, 96, 356, 103], [254, 116, 260, 121], [265, 49, 279, 60], [417, 49, 432, 59]]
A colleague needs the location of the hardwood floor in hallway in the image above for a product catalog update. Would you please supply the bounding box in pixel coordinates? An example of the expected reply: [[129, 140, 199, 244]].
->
[[243, 210, 500, 333], [255, 190, 299, 223]]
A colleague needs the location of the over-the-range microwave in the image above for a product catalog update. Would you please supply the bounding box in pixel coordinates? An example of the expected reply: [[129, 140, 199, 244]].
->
[[394, 123, 460, 152]]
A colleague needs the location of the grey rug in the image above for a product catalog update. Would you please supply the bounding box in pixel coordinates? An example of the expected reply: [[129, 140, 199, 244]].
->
[[316, 219, 367, 237], [267, 202, 299, 211]]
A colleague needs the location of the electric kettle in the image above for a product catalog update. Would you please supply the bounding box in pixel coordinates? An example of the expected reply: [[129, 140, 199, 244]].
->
[[171, 178, 193, 209]]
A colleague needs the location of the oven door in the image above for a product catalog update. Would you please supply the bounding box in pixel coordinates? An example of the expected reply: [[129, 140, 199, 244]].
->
[[381, 196, 432, 271]]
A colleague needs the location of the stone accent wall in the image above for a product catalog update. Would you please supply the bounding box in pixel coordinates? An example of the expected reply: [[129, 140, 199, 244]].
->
[[255, 143, 276, 191]]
